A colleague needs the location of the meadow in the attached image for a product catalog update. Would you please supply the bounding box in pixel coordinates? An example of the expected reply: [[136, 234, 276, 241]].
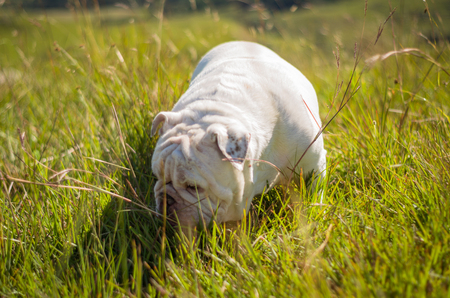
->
[[0, 0, 449, 296]]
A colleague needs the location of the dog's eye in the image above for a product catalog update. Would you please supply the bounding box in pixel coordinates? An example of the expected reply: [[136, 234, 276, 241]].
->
[[186, 184, 202, 193]]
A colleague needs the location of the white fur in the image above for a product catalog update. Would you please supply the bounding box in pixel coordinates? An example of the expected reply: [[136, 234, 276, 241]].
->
[[151, 41, 326, 228]]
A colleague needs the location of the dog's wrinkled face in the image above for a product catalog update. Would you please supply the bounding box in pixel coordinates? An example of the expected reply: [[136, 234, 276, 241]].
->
[[151, 111, 250, 230]]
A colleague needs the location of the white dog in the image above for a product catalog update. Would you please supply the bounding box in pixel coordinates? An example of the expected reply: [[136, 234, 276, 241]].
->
[[151, 41, 326, 229]]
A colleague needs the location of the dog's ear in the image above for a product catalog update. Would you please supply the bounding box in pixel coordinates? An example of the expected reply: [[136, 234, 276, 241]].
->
[[206, 124, 251, 171], [151, 112, 182, 136]]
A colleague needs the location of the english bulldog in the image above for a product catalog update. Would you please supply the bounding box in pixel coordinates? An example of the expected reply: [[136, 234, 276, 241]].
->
[[151, 41, 326, 230]]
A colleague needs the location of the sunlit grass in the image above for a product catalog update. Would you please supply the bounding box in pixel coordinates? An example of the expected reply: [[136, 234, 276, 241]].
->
[[1, 0, 449, 296]]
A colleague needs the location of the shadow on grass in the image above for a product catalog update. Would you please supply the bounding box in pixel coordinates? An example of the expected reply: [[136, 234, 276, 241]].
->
[[65, 123, 183, 292]]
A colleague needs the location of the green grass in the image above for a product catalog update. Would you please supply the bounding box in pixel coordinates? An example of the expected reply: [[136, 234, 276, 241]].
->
[[1, 0, 449, 296]]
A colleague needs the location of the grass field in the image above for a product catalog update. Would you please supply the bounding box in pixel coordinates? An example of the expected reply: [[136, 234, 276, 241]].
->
[[1, 0, 449, 296]]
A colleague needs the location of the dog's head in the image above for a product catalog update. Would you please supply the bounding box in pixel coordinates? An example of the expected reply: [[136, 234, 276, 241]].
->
[[151, 111, 252, 230]]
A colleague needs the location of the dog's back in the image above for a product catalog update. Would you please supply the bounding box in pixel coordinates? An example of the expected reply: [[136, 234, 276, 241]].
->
[[180, 41, 326, 186]]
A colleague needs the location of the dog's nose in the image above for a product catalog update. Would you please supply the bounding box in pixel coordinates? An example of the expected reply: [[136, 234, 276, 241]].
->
[[166, 194, 176, 208], [158, 195, 179, 227], [158, 194, 176, 211]]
